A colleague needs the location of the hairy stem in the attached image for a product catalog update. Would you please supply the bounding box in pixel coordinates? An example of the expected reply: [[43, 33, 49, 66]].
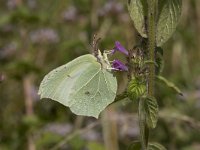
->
[[139, 0, 157, 149], [147, 0, 157, 96], [139, 98, 149, 150]]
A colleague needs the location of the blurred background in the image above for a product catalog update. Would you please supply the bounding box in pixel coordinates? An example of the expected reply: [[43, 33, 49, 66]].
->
[[0, 0, 200, 150]]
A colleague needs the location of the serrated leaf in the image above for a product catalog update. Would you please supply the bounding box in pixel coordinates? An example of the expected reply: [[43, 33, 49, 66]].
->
[[127, 0, 148, 38], [157, 0, 182, 46], [156, 75, 183, 95], [128, 78, 146, 101], [144, 97, 159, 129], [38, 54, 117, 118], [127, 141, 142, 150], [127, 0, 182, 46], [148, 142, 167, 150]]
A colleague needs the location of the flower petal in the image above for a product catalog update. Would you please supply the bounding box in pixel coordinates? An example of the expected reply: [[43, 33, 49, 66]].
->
[[112, 59, 128, 71], [111, 41, 128, 56]]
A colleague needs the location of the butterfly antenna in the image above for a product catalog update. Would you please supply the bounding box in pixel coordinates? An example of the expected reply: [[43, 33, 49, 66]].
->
[[91, 34, 102, 64], [92, 34, 101, 56]]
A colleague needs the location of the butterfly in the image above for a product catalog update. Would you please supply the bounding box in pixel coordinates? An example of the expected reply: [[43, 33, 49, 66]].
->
[[38, 35, 117, 118]]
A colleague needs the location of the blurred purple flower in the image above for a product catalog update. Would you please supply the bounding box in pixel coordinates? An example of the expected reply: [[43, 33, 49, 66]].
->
[[111, 41, 128, 56], [30, 28, 59, 44], [62, 6, 78, 22], [98, 1, 124, 16], [44, 123, 72, 136], [0, 73, 6, 83], [112, 60, 128, 71]]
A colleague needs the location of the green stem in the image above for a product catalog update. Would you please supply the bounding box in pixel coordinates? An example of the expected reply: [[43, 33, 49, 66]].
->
[[139, 98, 149, 150], [147, 0, 157, 96], [140, 0, 157, 149]]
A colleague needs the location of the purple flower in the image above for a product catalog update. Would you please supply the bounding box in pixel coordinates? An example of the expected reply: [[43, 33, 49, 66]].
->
[[111, 41, 128, 56], [112, 60, 128, 71]]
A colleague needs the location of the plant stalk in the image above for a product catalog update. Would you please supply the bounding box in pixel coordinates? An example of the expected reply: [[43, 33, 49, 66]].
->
[[102, 106, 119, 150], [147, 0, 157, 96], [23, 75, 36, 150], [139, 0, 157, 149], [139, 98, 149, 150]]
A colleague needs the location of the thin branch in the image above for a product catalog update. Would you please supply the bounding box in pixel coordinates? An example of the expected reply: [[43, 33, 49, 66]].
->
[[50, 121, 100, 150]]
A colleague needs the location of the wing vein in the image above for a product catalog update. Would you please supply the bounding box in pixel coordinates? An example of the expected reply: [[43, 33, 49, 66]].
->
[[74, 68, 101, 94]]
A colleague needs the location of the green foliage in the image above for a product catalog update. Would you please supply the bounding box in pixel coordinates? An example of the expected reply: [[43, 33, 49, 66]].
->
[[144, 96, 159, 129], [128, 0, 183, 148], [157, 0, 182, 46], [148, 142, 167, 150], [157, 75, 182, 95], [137, 96, 159, 149], [39, 54, 117, 118], [127, 0, 182, 46], [128, 141, 166, 150], [127, 0, 148, 38], [127, 77, 146, 101]]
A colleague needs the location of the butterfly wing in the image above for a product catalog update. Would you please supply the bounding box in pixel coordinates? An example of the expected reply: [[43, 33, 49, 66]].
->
[[38, 54, 117, 118], [38, 54, 98, 106], [69, 69, 117, 118]]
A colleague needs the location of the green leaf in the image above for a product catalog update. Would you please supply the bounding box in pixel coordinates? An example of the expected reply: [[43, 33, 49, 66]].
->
[[128, 77, 146, 101], [156, 75, 183, 95], [127, 141, 142, 150], [157, 0, 182, 46], [127, 0, 148, 38], [127, 0, 182, 46], [38, 54, 117, 118], [127, 141, 167, 150], [144, 97, 159, 129], [148, 142, 167, 150]]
